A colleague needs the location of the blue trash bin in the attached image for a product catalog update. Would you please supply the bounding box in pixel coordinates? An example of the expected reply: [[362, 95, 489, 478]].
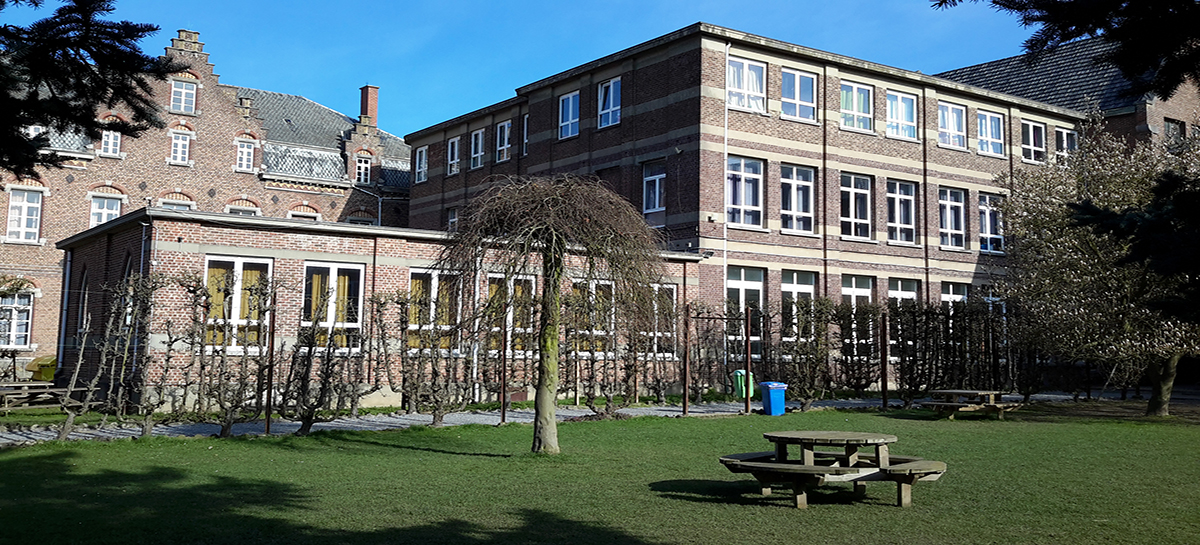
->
[[759, 382, 788, 415]]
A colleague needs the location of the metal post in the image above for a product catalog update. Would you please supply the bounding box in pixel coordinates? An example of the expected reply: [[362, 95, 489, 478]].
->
[[500, 299, 508, 424], [879, 311, 889, 412], [265, 305, 276, 435], [744, 305, 752, 415], [683, 304, 690, 417]]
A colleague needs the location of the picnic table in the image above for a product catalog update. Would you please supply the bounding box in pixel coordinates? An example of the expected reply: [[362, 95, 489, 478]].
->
[[0, 381, 73, 412], [720, 431, 946, 508], [921, 389, 1022, 420]]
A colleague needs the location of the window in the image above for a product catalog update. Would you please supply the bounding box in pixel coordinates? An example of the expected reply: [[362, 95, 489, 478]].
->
[[941, 282, 969, 303], [447, 137, 460, 175], [559, 91, 580, 139], [303, 263, 363, 350], [90, 196, 121, 227], [888, 278, 918, 302], [840, 81, 873, 131], [522, 114, 529, 156], [225, 205, 260, 216], [780, 164, 814, 233], [495, 120, 512, 162], [781, 69, 817, 121], [414, 146, 428, 183], [642, 161, 667, 227], [1165, 118, 1186, 143], [158, 200, 193, 211], [726, 156, 763, 227], [598, 78, 621, 128], [841, 275, 874, 307], [288, 210, 320, 221], [570, 281, 615, 353], [355, 155, 372, 184], [639, 284, 677, 356], [169, 132, 191, 165], [6, 189, 42, 243], [938, 187, 965, 248], [977, 110, 1005, 156], [1021, 120, 1047, 162], [726, 266, 764, 356], [204, 257, 271, 349], [840, 173, 872, 239], [1055, 128, 1078, 158], [726, 57, 766, 113], [781, 270, 816, 339], [408, 271, 460, 350], [171, 80, 196, 114], [469, 129, 485, 169], [938, 102, 967, 148], [486, 276, 536, 353], [235, 140, 255, 172], [100, 130, 121, 157], [979, 193, 1004, 253], [0, 291, 33, 348], [886, 91, 917, 139], [886, 180, 916, 243], [446, 207, 458, 232]]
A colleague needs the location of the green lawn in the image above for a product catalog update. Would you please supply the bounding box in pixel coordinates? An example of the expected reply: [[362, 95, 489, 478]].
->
[[2, 410, 1197, 545]]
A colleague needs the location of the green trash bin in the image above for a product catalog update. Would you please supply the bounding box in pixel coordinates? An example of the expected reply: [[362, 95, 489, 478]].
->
[[26, 356, 56, 381], [733, 370, 755, 399]]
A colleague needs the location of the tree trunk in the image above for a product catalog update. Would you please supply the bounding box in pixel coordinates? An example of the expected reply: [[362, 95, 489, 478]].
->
[[532, 250, 562, 454], [58, 412, 77, 441], [1145, 352, 1181, 417], [140, 413, 155, 438]]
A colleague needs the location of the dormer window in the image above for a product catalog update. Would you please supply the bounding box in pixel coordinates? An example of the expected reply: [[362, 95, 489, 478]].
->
[[355, 155, 372, 184], [171, 80, 197, 114]]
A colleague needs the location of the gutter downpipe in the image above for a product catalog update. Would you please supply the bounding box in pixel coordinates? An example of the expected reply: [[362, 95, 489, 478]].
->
[[723, 41, 731, 389], [57, 249, 73, 377]]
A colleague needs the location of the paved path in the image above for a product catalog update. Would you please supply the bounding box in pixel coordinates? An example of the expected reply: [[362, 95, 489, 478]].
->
[[0, 391, 1178, 446]]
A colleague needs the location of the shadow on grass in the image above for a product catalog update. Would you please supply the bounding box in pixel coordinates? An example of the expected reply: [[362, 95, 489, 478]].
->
[[304, 430, 515, 458], [649, 478, 889, 509], [2, 449, 645, 544]]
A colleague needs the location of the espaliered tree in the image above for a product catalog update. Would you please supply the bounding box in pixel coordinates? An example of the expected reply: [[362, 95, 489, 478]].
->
[[436, 174, 664, 454]]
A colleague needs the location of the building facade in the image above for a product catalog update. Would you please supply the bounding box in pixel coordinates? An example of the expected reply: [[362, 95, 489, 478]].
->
[[1, 30, 410, 370], [405, 23, 1083, 324]]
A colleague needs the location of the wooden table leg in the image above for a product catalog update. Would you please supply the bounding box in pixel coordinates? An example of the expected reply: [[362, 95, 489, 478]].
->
[[896, 475, 918, 507], [876, 444, 890, 468], [844, 445, 859, 467], [801, 442, 814, 465], [775, 442, 788, 462]]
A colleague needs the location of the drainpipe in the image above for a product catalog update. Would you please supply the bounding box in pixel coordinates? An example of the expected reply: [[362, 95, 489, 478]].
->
[[723, 41, 731, 377], [57, 249, 73, 377]]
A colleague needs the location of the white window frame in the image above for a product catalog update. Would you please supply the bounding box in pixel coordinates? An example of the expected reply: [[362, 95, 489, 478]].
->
[[288, 210, 321, 221], [559, 91, 580, 139], [979, 193, 1004, 254], [941, 282, 969, 303], [6, 187, 45, 244], [0, 290, 34, 349], [203, 256, 273, 351], [470, 129, 485, 169], [840, 81, 873, 131], [355, 155, 372, 184], [840, 173, 872, 239], [168, 131, 193, 166], [171, 80, 197, 114], [99, 130, 122, 158], [639, 284, 677, 357], [1021, 120, 1047, 163], [447, 137, 460, 175], [938, 102, 967, 149], [157, 199, 194, 211], [977, 110, 1005, 157], [408, 270, 462, 353], [726, 57, 767, 114], [886, 179, 916, 244], [234, 139, 256, 172], [780, 164, 815, 233], [726, 266, 764, 358], [446, 207, 458, 232], [414, 146, 428, 183], [781, 270, 816, 341], [495, 120, 512, 163], [486, 275, 537, 357], [302, 262, 364, 352], [939, 187, 966, 248], [642, 161, 667, 227], [1055, 128, 1078, 159], [598, 77, 621, 128], [886, 91, 918, 140], [224, 205, 261, 216], [841, 275, 874, 308], [780, 69, 817, 122], [726, 156, 763, 227], [570, 280, 616, 355], [888, 278, 919, 302], [89, 194, 125, 228]]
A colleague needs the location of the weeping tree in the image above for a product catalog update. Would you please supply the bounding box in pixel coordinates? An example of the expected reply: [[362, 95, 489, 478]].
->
[[436, 174, 665, 454]]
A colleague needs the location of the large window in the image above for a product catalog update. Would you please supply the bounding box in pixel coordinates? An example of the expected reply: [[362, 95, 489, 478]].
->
[[726, 156, 763, 227], [170, 80, 196, 114], [559, 91, 580, 139], [100, 130, 121, 157], [169, 132, 191, 165], [886, 180, 916, 243], [642, 161, 667, 227], [886, 91, 917, 139], [781, 270, 816, 339], [941, 282, 969, 304], [414, 146, 428, 183], [0, 291, 32, 348], [1055, 128, 1078, 159], [470, 129, 485, 169], [888, 278, 918, 302], [726, 57, 766, 113], [89, 195, 121, 228], [726, 266, 764, 354], [939, 187, 965, 248], [355, 155, 372, 184], [639, 284, 677, 356], [6, 189, 42, 243], [1021, 120, 1047, 163], [204, 257, 271, 349], [408, 271, 460, 350], [938, 102, 966, 148], [840, 81, 873, 131], [598, 78, 621, 128], [780, 164, 814, 233], [446, 137, 460, 175], [781, 69, 816, 121], [486, 276, 535, 353], [841, 275, 874, 307], [977, 110, 1005, 156], [235, 140, 255, 172], [840, 173, 872, 239], [570, 280, 615, 353], [495, 120, 512, 162], [303, 263, 363, 350], [979, 193, 1004, 253]]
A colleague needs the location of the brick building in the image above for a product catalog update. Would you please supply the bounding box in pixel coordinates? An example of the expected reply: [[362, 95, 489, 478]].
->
[[1, 30, 410, 370], [404, 23, 1083, 326]]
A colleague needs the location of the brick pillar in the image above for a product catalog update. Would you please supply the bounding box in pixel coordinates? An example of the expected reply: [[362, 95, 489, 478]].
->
[[360, 85, 379, 126]]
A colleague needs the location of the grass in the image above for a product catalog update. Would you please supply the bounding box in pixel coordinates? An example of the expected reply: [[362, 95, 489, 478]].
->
[[2, 409, 1198, 545]]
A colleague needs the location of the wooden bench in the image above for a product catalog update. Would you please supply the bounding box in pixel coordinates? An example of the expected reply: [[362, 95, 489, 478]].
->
[[920, 401, 1022, 420], [720, 452, 947, 508], [882, 460, 947, 507], [0, 382, 76, 412]]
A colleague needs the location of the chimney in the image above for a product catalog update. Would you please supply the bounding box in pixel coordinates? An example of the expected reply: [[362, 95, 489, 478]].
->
[[171, 29, 204, 53], [360, 85, 379, 127]]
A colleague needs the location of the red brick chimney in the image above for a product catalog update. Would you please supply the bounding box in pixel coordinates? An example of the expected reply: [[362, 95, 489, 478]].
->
[[360, 85, 379, 127]]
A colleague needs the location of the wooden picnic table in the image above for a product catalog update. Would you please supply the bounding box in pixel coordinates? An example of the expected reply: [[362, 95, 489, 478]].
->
[[0, 380, 71, 412], [763, 430, 897, 468], [922, 389, 1022, 420]]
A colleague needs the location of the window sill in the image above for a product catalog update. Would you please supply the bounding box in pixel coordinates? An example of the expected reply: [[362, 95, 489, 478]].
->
[[780, 229, 819, 238], [234, 167, 259, 174], [3, 238, 45, 246], [169, 110, 200, 117], [885, 134, 920, 144], [886, 240, 921, 248], [166, 159, 195, 167], [728, 223, 770, 233], [979, 250, 1006, 256], [936, 142, 969, 152], [446, 168, 461, 177], [557, 133, 579, 142], [1020, 158, 1046, 165], [839, 126, 878, 137], [840, 236, 878, 244], [726, 105, 769, 116], [977, 150, 1006, 159], [781, 115, 820, 126], [97, 152, 127, 160], [597, 121, 620, 130], [495, 158, 510, 165], [939, 245, 971, 253]]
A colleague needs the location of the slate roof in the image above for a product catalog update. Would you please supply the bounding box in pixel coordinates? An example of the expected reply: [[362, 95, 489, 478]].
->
[[231, 86, 409, 159], [935, 38, 1141, 112], [261, 143, 346, 183]]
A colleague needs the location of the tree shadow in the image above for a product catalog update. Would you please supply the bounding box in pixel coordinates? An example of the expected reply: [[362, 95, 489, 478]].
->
[[268, 429, 515, 458]]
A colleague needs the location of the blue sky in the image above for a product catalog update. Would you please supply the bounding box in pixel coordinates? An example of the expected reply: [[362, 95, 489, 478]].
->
[[9, 0, 1034, 139]]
